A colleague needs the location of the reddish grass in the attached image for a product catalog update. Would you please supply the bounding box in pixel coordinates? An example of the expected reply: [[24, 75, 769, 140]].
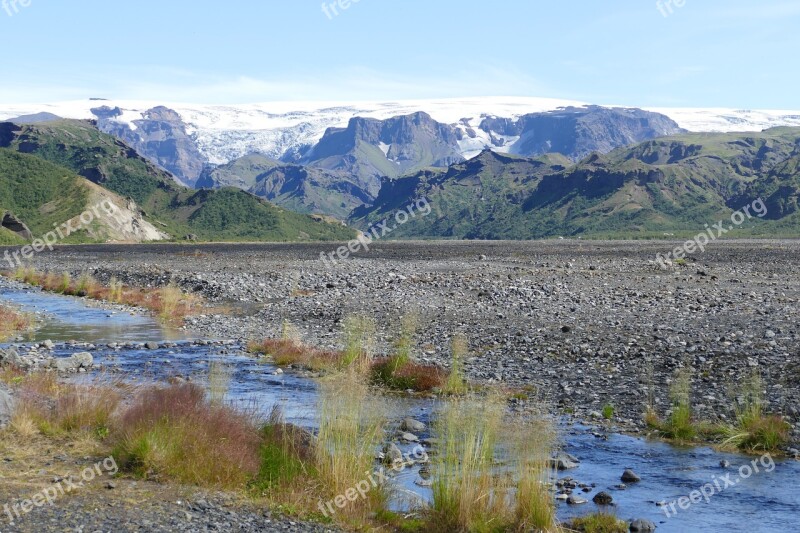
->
[[3, 269, 201, 324], [248, 339, 343, 372], [371, 357, 448, 392], [250, 338, 449, 392], [112, 383, 262, 488]]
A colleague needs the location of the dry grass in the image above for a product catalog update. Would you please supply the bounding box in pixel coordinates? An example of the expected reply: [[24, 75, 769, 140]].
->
[[5, 372, 120, 439], [315, 371, 387, 522], [442, 334, 469, 395], [0, 304, 32, 341], [4, 268, 202, 324], [427, 392, 558, 532], [207, 359, 233, 405]]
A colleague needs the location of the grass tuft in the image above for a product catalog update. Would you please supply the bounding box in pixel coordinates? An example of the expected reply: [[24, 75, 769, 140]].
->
[[112, 383, 262, 488], [569, 512, 628, 533]]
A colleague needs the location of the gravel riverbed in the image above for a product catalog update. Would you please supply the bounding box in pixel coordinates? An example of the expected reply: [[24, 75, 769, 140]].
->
[[18, 239, 800, 451]]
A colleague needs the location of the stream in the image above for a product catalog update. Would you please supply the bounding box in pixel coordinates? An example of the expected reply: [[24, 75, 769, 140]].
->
[[2, 281, 799, 532]]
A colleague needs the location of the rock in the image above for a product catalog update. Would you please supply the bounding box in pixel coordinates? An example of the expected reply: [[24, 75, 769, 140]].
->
[[145, 342, 160, 350], [0, 348, 23, 368], [630, 518, 657, 532], [550, 452, 579, 470], [41, 340, 55, 350], [400, 432, 419, 443], [52, 352, 93, 372], [71, 352, 94, 368], [383, 443, 403, 464], [414, 478, 433, 487], [1, 211, 33, 240], [593, 491, 613, 505], [621, 469, 641, 483], [0, 387, 15, 425], [566, 494, 587, 505], [401, 417, 427, 433], [720, 460, 730, 468]]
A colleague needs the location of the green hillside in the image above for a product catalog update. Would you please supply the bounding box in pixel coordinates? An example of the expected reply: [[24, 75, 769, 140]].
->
[[0, 120, 355, 242], [352, 128, 800, 239]]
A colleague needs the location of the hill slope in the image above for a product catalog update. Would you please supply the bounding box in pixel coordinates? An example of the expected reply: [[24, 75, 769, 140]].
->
[[0, 148, 167, 246], [0, 120, 355, 242], [352, 128, 800, 239]]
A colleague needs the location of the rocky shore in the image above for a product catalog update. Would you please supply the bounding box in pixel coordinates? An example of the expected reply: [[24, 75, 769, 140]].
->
[[16, 240, 800, 451]]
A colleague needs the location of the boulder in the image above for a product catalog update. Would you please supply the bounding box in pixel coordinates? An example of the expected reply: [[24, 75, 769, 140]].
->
[[0, 348, 23, 368], [593, 491, 614, 505], [621, 469, 641, 483], [0, 387, 14, 425], [401, 417, 427, 433], [630, 518, 657, 532], [550, 452, 580, 470], [52, 352, 94, 372]]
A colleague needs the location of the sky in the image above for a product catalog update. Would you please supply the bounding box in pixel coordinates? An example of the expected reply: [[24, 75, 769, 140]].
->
[[0, 0, 798, 108]]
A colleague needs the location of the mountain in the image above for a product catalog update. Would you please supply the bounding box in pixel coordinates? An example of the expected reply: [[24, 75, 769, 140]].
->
[[3, 98, 798, 188], [91, 105, 208, 187], [0, 120, 355, 242], [0, 148, 166, 246], [351, 128, 800, 239], [476, 106, 684, 160], [298, 111, 465, 195], [197, 154, 372, 219]]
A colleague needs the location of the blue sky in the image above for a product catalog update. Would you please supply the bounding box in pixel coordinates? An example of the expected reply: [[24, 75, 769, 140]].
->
[[1, 0, 798, 108]]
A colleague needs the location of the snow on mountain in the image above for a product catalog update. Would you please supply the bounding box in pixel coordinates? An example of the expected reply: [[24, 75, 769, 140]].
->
[[1, 97, 799, 166]]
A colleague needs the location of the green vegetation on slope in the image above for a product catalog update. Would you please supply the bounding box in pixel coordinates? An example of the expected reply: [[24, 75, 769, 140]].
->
[[0, 120, 355, 242], [352, 128, 800, 239], [0, 148, 105, 243]]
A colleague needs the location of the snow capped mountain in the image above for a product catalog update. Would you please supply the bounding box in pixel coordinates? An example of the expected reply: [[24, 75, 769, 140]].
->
[[3, 97, 799, 168]]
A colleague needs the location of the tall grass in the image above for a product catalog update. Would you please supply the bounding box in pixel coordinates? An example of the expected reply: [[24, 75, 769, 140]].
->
[[723, 370, 791, 452], [340, 315, 376, 374], [442, 334, 469, 395], [428, 392, 557, 532], [315, 371, 386, 520]]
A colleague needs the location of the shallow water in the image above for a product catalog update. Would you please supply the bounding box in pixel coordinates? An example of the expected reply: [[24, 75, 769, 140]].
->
[[0, 282, 185, 344], [3, 285, 799, 532]]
